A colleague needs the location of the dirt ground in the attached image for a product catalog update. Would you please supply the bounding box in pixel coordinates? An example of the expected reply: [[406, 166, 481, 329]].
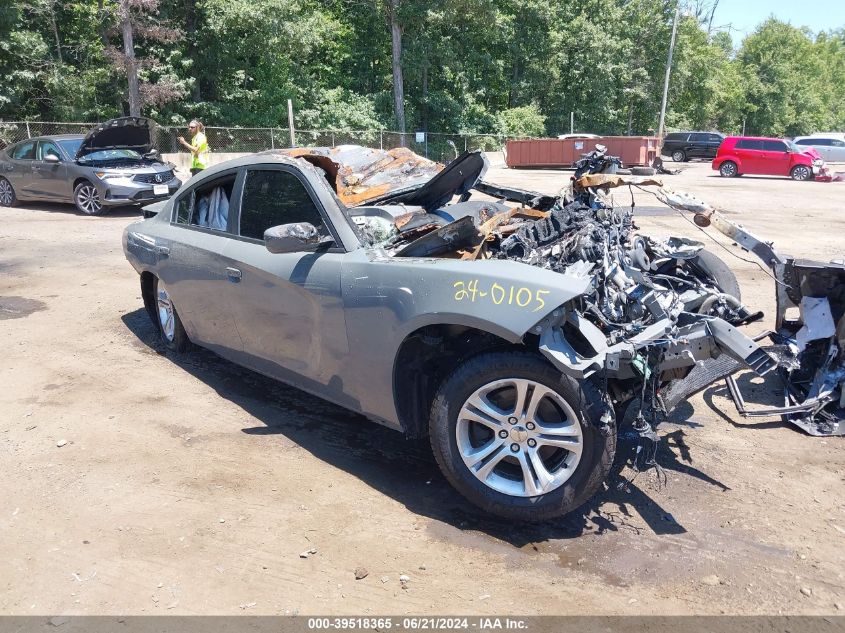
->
[[1, 160, 843, 616]]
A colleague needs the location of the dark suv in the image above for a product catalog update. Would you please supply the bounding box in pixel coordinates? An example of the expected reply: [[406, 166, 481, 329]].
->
[[661, 131, 724, 162]]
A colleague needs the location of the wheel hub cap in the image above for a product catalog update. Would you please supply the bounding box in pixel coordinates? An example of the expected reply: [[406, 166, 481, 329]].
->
[[456, 378, 584, 498]]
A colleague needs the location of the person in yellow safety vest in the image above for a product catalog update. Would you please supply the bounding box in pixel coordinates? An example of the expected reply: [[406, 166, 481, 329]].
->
[[178, 119, 209, 176]]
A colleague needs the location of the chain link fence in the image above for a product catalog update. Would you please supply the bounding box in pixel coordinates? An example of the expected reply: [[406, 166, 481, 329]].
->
[[0, 121, 509, 163]]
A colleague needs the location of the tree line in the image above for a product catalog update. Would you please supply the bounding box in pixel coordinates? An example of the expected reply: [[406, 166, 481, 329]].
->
[[2, 0, 845, 138]]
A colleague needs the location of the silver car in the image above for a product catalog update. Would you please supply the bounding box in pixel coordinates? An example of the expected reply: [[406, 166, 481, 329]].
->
[[0, 117, 181, 215], [123, 146, 778, 521], [793, 134, 845, 162]]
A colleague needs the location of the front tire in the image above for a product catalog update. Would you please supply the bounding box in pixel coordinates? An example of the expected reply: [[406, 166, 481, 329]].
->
[[790, 165, 812, 181], [429, 351, 615, 521], [672, 150, 686, 162], [154, 277, 189, 352], [719, 160, 738, 177], [73, 181, 104, 215], [0, 177, 17, 207]]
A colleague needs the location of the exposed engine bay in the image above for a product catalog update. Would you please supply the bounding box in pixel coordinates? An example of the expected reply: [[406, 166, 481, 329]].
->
[[277, 145, 845, 438]]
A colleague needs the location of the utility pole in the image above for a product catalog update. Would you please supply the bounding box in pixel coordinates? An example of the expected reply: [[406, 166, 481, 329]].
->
[[657, 2, 680, 140], [570, 111, 574, 135], [287, 99, 295, 147]]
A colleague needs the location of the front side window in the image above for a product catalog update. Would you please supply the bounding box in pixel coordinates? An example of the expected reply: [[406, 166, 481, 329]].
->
[[12, 141, 36, 160], [762, 140, 787, 152], [239, 169, 327, 241], [37, 141, 62, 160], [689, 133, 708, 142]]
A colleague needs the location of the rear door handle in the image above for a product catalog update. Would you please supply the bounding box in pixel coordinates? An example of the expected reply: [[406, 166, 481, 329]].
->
[[226, 267, 242, 282]]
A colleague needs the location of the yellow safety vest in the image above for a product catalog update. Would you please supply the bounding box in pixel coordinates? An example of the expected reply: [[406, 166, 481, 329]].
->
[[191, 131, 209, 170]]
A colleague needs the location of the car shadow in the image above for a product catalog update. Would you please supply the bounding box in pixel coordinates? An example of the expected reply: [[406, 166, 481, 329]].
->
[[121, 307, 734, 545], [18, 201, 143, 217]]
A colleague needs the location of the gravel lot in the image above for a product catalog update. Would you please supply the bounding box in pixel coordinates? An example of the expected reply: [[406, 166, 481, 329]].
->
[[1, 160, 843, 615]]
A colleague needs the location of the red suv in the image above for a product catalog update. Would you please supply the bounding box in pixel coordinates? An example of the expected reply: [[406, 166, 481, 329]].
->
[[712, 136, 827, 181]]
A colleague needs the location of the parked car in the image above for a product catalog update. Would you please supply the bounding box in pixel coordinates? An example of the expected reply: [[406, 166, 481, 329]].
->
[[661, 131, 724, 162], [793, 135, 845, 162], [123, 146, 773, 521], [712, 136, 826, 181], [0, 117, 181, 215]]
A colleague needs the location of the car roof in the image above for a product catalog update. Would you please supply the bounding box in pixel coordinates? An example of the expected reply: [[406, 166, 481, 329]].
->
[[724, 136, 785, 141], [11, 134, 84, 143]]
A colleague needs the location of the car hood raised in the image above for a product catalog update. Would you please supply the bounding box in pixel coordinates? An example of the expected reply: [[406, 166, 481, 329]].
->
[[76, 117, 156, 159]]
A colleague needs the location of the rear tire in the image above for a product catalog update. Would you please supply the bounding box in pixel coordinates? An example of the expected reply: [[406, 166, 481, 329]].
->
[[0, 177, 17, 207], [429, 350, 616, 522], [153, 277, 189, 352], [672, 150, 686, 162], [790, 165, 812, 181], [73, 181, 104, 215], [719, 161, 738, 177]]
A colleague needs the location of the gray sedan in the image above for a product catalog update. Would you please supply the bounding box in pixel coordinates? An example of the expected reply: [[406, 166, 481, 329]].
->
[[123, 147, 773, 521], [0, 117, 181, 215]]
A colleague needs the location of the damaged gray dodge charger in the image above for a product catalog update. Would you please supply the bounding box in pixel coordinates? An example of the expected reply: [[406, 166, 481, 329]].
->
[[123, 146, 841, 521]]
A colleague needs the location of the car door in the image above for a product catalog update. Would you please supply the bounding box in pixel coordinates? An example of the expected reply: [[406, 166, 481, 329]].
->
[[735, 139, 763, 173], [223, 165, 350, 391], [826, 139, 845, 162], [706, 134, 723, 158], [4, 140, 37, 198], [761, 140, 791, 175], [155, 169, 246, 355], [687, 133, 707, 158], [28, 140, 69, 200]]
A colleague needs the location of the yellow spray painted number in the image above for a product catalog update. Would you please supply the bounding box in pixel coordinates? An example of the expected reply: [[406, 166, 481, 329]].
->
[[454, 280, 551, 312]]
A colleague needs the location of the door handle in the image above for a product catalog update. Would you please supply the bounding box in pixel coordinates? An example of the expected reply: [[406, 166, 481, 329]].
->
[[226, 267, 242, 282], [155, 245, 170, 257]]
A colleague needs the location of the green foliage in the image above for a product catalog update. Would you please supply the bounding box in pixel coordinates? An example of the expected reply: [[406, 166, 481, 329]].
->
[[495, 104, 545, 138], [2, 0, 845, 140]]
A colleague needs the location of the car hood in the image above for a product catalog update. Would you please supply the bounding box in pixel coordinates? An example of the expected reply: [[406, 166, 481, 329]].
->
[[76, 117, 156, 159], [272, 146, 487, 211], [801, 148, 822, 160]]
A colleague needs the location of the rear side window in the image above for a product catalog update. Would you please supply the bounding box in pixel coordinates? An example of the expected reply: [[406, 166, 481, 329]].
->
[[832, 139, 845, 147], [708, 134, 723, 142], [736, 139, 763, 150], [804, 138, 831, 146], [239, 169, 326, 241], [173, 173, 236, 231], [762, 140, 787, 151], [794, 139, 813, 145], [12, 141, 36, 160], [665, 133, 687, 141]]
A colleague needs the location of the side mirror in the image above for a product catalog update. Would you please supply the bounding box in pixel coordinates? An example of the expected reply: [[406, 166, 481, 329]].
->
[[44, 154, 60, 163], [264, 222, 331, 254]]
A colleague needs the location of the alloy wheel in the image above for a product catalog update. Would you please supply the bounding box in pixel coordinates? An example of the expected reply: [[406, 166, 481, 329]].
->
[[672, 150, 685, 162], [0, 179, 13, 206], [456, 378, 583, 497], [720, 162, 737, 177], [156, 284, 176, 342], [792, 166, 811, 181], [76, 184, 102, 214]]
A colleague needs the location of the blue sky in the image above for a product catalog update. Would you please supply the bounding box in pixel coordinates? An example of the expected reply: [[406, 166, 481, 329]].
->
[[712, 1, 845, 39]]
